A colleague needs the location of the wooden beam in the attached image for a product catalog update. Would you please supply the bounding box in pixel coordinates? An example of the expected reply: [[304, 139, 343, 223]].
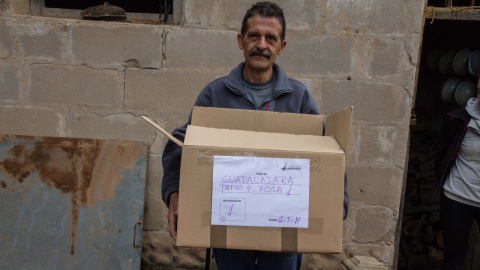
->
[[426, 6, 480, 21]]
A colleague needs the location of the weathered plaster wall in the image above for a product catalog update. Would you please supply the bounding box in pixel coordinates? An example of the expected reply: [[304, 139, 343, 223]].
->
[[0, 0, 426, 269]]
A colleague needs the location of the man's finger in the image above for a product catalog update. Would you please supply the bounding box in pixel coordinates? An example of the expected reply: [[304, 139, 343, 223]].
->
[[168, 192, 179, 240], [168, 207, 177, 240]]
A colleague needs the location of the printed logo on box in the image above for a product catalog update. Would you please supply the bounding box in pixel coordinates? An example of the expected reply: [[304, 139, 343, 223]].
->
[[281, 163, 302, 171]]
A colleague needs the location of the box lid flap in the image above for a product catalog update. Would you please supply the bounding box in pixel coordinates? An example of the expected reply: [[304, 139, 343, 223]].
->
[[191, 107, 323, 136], [325, 106, 353, 152], [184, 125, 343, 154]]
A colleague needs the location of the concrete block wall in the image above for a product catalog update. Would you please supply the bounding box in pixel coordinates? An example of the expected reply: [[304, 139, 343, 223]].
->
[[0, 0, 426, 269]]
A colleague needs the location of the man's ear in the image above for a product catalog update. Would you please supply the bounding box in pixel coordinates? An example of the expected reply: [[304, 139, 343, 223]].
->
[[277, 40, 287, 55], [237, 33, 244, 50]]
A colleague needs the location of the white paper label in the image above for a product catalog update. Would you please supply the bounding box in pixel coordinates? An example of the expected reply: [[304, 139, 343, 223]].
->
[[211, 156, 310, 228]]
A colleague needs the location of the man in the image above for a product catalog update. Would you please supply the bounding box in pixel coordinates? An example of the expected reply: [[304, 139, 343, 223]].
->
[[162, 2, 349, 269]]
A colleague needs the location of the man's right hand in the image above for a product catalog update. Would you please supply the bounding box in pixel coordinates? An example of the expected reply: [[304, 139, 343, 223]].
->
[[168, 192, 179, 240]]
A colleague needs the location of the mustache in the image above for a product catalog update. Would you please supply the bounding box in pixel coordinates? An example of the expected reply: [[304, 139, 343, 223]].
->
[[249, 48, 271, 59]]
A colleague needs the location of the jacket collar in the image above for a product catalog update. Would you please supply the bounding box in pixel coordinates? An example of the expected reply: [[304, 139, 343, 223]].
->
[[447, 107, 472, 127], [224, 62, 294, 97], [448, 107, 471, 120]]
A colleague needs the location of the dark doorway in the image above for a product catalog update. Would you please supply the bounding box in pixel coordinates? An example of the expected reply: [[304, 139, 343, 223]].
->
[[398, 15, 480, 270]]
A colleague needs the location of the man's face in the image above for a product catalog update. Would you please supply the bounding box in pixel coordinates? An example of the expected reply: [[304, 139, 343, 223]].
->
[[237, 15, 287, 74]]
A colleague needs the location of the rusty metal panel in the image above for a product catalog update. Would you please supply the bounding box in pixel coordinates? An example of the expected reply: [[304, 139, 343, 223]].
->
[[0, 135, 148, 270]]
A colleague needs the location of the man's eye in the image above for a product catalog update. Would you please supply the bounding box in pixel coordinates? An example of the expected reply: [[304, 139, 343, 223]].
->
[[266, 35, 277, 41]]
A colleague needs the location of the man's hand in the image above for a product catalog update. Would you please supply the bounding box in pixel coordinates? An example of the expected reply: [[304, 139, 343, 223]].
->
[[168, 192, 179, 240]]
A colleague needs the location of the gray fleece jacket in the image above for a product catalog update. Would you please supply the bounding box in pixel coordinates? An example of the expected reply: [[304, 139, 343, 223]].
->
[[443, 98, 480, 207], [161, 62, 349, 219]]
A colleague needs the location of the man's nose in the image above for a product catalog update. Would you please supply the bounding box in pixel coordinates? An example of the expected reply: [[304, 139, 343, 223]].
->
[[257, 36, 267, 50]]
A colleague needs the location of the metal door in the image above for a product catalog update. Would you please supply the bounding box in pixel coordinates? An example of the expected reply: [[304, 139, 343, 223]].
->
[[0, 135, 148, 270]]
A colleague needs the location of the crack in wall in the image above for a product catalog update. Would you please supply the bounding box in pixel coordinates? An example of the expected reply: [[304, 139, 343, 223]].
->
[[162, 29, 171, 66]]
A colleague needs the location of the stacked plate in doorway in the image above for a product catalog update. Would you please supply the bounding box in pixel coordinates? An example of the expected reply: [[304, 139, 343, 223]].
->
[[454, 80, 476, 106], [452, 48, 471, 78], [441, 78, 476, 106], [469, 49, 480, 76]]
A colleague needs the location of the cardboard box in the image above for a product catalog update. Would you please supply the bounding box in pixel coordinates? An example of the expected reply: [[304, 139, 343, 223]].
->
[[176, 106, 352, 253]]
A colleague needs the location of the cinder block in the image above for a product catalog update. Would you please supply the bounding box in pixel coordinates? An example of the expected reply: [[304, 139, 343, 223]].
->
[[141, 231, 206, 268], [354, 124, 400, 165], [367, 39, 403, 77], [0, 105, 64, 137], [223, 0, 253, 30], [125, 68, 219, 117], [325, 0, 424, 36], [143, 153, 167, 231], [0, 62, 19, 101], [345, 123, 357, 166], [11, 0, 29, 14], [183, 0, 221, 28], [18, 21, 64, 59], [277, 36, 354, 75], [223, 0, 324, 32], [342, 243, 395, 268], [30, 64, 121, 107], [274, 0, 324, 31], [342, 255, 388, 270], [347, 166, 403, 209], [66, 107, 156, 142], [302, 253, 344, 269], [352, 206, 397, 244], [0, 21, 13, 58], [352, 36, 417, 92], [141, 231, 176, 267], [165, 28, 243, 71], [71, 23, 163, 68], [0, 0, 7, 13], [319, 80, 411, 123]]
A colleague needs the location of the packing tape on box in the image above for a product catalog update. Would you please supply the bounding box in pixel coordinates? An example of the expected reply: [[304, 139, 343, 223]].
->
[[197, 151, 259, 165], [281, 227, 298, 252], [308, 218, 324, 234], [197, 151, 327, 174], [207, 216, 325, 251], [210, 225, 227, 249], [197, 151, 214, 165], [281, 218, 324, 252], [209, 225, 297, 251]]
